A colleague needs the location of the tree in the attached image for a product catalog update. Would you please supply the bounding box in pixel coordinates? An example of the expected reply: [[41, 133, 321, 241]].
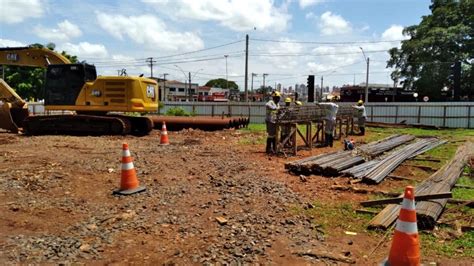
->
[[387, 0, 473, 101], [4, 43, 78, 100], [205, 78, 238, 90]]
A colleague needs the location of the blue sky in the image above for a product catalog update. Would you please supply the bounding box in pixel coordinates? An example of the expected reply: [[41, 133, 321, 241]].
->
[[0, 0, 431, 89]]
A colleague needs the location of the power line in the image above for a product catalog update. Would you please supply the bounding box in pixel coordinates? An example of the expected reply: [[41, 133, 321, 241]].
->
[[152, 40, 244, 60], [250, 50, 388, 57], [250, 38, 406, 45]]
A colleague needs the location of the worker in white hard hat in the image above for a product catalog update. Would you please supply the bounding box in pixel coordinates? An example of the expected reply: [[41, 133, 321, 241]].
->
[[265, 91, 281, 154], [352, 99, 367, 135]]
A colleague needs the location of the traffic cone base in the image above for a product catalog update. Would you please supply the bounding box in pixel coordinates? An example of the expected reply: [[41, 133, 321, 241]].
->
[[113, 185, 146, 195], [113, 143, 146, 196], [160, 121, 170, 145]]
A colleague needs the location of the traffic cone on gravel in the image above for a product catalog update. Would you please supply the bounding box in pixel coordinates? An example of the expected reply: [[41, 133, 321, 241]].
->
[[385, 186, 420, 266], [113, 143, 146, 195], [160, 121, 170, 145]]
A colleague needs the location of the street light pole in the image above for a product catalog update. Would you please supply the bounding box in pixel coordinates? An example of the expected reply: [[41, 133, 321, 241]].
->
[[174, 65, 189, 101], [251, 73, 257, 92], [359, 47, 370, 103]]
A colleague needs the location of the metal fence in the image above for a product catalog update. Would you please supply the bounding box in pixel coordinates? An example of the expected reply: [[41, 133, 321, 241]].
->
[[160, 101, 474, 129], [27, 101, 474, 129]]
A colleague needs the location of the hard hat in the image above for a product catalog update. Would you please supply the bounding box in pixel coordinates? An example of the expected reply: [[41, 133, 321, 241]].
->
[[272, 91, 281, 97], [284, 97, 292, 103], [357, 100, 364, 105], [295, 101, 303, 106]]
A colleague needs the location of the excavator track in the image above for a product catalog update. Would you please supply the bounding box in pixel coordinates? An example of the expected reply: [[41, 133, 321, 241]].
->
[[109, 115, 154, 136], [23, 115, 132, 136]]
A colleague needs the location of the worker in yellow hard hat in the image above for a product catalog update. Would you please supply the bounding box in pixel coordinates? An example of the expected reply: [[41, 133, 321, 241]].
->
[[352, 100, 367, 135], [284, 97, 292, 107], [265, 91, 281, 154]]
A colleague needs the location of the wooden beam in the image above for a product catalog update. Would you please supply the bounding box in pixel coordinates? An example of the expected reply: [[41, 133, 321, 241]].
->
[[360, 192, 452, 207]]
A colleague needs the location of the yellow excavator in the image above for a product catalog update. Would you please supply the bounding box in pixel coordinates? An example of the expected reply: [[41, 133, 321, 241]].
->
[[0, 46, 158, 135]]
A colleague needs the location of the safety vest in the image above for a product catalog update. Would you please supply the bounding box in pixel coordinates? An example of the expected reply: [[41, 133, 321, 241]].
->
[[265, 100, 280, 123]]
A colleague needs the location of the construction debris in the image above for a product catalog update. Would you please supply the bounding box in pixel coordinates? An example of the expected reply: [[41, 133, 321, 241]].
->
[[368, 142, 474, 230]]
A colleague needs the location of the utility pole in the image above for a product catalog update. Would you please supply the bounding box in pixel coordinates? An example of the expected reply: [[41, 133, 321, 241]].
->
[[263, 73, 268, 95], [320, 76, 323, 102], [146, 57, 156, 77], [244, 34, 249, 102], [224, 55, 228, 91], [162, 73, 168, 102], [188, 72, 192, 102]]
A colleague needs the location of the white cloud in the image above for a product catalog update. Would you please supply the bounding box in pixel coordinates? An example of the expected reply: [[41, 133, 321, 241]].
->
[[34, 20, 82, 42], [305, 12, 316, 20], [0, 38, 25, 47], [0, 0, 44, 24], [318, 11, 351, 36], [56, 42, 108, 59], [381, 25, 407, 41], [299, 0, 325, 9], [96, 12, 204, 52], [142, 0, 290, 32], [262, 38, 304, 70]]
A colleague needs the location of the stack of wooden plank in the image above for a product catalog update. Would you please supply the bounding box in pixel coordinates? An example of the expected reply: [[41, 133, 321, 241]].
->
[[368, 142, 473, 230]]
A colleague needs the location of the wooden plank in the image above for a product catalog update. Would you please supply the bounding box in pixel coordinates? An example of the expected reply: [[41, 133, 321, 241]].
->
[[454, 184, 474, 189], [360, 192, 452, 207]]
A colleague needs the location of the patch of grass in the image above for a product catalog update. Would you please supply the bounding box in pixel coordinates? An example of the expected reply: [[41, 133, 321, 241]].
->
[[297, 202, 374, 234], [238, 134, 266, 145], [241, 123, 266, 132], [453, 175, 474, 200], [421, 231, 474, 258]]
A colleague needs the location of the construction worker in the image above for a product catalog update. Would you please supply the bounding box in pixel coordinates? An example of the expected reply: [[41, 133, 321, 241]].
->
[[281, 97, 293, 147], [352, 100, 367, 135], [320, 99, 338, 147], [284, 97, 292, 107], [265, 91, 281, 154]]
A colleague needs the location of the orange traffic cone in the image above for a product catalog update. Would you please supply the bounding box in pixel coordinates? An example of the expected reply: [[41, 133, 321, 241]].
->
[[113, 143, 146, 195], [386, 186, 420, 266], [160, 121, 170, 145]]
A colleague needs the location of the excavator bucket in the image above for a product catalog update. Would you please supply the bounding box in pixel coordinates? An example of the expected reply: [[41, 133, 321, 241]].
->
[[0, 79, 29, 133], [0, 102, 27, 133]]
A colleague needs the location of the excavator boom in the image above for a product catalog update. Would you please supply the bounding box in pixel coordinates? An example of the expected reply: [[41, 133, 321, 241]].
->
[[0, 46, 71, 67]]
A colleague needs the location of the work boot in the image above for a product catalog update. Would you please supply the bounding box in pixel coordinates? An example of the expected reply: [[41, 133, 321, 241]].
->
[[323, 134, 329, 147], [272, 138, 277, 154], [360, 127, 365, 136], [266, 138, 272, 154]]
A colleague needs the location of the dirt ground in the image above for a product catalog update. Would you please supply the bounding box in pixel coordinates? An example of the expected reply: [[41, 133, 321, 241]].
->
[[0, 128, 471, 265]]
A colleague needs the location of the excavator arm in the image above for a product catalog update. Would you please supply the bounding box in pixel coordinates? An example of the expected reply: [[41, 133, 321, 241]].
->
[[0, 46, 70, 132], [0, 46, 71, 67]]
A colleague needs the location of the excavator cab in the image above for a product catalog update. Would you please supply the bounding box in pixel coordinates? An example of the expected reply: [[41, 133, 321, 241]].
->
[[0, 79, 29, 133]]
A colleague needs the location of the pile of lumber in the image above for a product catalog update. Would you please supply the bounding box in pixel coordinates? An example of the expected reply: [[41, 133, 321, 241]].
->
[[362, 138, 446, 184], [368, 142, 474, 230], [285, 134, 415, 176]]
